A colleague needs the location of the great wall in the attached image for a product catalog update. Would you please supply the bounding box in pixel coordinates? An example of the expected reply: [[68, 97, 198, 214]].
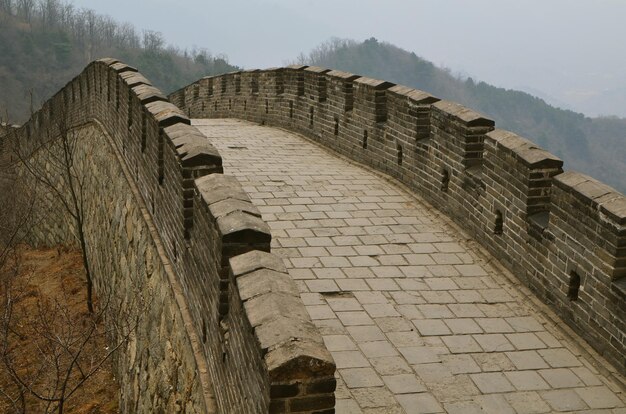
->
[[1, 59, 624, 412]]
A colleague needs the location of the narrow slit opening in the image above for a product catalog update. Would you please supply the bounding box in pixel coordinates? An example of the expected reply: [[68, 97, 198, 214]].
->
[[568, 271, 581, 301], [115, 79, 120, 111], [441, 169, 450, 191], [297, 74, 304, 96], [141, 109, 147, 152], [251, 77, 258, 94], [494, 210, 503, 234], [158, 130, 164, 185], [128, 89, 133, 129]]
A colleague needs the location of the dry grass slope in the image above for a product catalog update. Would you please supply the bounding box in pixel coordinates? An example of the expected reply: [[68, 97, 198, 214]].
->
[[0, 246, 119, 414]]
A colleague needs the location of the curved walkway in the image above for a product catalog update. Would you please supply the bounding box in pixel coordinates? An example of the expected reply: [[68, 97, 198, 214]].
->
[[194, 119, 626, 414]]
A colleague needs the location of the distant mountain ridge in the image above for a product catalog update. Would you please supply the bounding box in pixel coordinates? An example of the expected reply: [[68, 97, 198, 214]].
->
[[297, 38, 626, 193], [1, 5, 623, 193]]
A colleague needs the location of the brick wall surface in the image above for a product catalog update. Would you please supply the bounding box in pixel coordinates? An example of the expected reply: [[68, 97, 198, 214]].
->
[[171, 66, 626, 374], [0, 123, 18, 187], [4, 59, 335, 413]]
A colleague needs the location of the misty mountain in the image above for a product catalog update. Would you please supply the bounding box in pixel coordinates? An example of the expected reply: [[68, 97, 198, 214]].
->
[[298, 38, 626, 194], [0, 0, 238, 123], [572, 86, 626, 118]]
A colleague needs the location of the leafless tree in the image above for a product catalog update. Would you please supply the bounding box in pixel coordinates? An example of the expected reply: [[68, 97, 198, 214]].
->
[[15, 0, 35, 22], [15, 111, 95, 314], [142, 30, 164, 53], [0, 117, 144, 412], [0, 121, 147, 414], [0, 118, 30, 252], [1, 266, 142, 413], [0, 0, 14, 14]]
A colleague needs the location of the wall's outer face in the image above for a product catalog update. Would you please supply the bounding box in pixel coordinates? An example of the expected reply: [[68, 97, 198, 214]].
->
[[0, 123, 18, 183], [6, 59, 335, 413], [171, 66, 626, 373], [49, 124, 209, 413], [0, 123, 18, 137]]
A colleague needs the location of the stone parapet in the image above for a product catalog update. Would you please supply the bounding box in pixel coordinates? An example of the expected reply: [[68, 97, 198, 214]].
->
[[6, 59, 336, 412], [172, 66, 626, 373], [228, 251, 336, 413]]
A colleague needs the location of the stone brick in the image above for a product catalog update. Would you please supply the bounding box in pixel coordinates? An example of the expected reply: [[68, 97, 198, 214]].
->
[[217, 210, 271, 244], [146, 100, 190, 126], [132, 84, 167, 104], [256, 317, 323, 351], [306, 377, 337, 395], [209, 198, 261, 219], [270, 383, 301, 398], [195, 174, 250, 205], [244, 292, 310, 328], [266, 342, 335, 381], [237, 268, 298, 300], [230, 250, 287, 276], [289, 394, 335, 412], [269, 400, 287, 414]]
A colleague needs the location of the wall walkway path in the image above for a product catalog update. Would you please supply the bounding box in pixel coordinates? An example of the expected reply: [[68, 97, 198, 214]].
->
[[195, 118, 626, 414]]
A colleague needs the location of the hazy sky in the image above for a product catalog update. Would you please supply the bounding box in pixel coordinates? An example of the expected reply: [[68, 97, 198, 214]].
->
[[70, 0, 626, 117]]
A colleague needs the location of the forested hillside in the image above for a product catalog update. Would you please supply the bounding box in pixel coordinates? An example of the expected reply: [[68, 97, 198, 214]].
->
[[0, 0, 238, 123], [298, 38, 626, 193], [2, 3, 624, 193]]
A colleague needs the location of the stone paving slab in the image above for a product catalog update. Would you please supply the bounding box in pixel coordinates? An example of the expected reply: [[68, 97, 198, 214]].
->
[[194, 119, 626, 414]]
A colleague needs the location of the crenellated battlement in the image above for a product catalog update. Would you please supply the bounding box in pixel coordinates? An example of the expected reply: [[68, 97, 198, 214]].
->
[[5, 60, 335, 413], [3, 57, 625, 411], [171, 66, 626, 373]]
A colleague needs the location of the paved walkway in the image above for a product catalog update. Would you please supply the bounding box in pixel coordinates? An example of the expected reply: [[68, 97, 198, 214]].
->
[[194, 119, 626, 414]]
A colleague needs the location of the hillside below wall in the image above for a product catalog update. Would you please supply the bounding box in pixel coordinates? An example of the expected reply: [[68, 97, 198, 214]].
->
[[4, 60, 335, 413], [23, 122, 212, 412], [0, 123, 18, 137], [171, 66, 626, 374]]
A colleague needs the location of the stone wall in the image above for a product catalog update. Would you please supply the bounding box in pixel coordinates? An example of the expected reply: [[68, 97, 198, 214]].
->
[[0, 122, 18, 137], [4, 59, 335, 413], [0, 123, 17, 184], [171, 66, 626, 373], [0, 123, 19, 223]]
